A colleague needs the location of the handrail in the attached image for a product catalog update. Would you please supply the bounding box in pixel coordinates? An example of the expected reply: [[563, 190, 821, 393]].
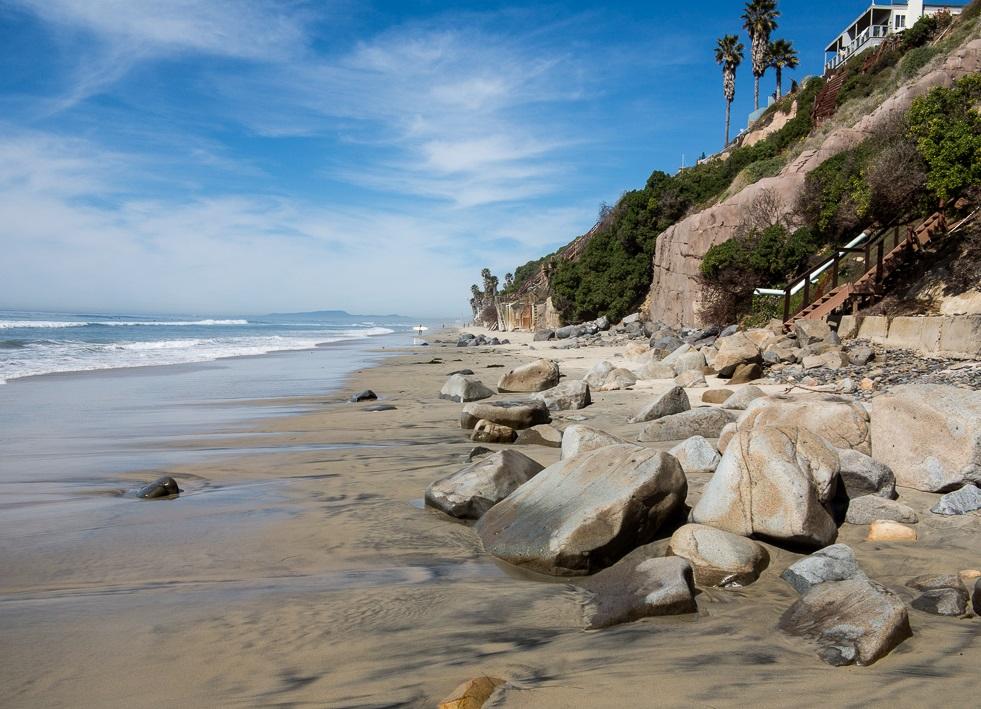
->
[[754, 229, 871, 297]]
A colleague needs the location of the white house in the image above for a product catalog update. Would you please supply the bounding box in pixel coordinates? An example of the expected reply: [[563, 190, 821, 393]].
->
[[824, 0, 968, 73]]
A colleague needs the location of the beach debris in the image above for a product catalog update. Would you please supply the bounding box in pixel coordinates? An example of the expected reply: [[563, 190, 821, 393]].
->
[[836, 448, 897, 499], [866, 520, 917, 542], [475, 444, 686, 576], [668, 523, 768, 587], [628, 385, 691, 424], [460, 400, 550, 431], [779, 577, 912, 666], [530, 380, 591, 411], [363, 404, 396, 412], [426, 450, 544, 520], [576, 553, 696, 628], [350, 390, 377, 402], [137, 476, 181, 499], [930, 484, 981, 515], [668, 435, 721, 474], [496, 358, 560, 393], [870, 384, 981, 492], [637, 407, 733, 442], [439, 374, 495, 403], [781, 544, 866, 595], [692, 425, 840, 548], [470, 420, 516, 444], [719, 384, 765, 410], [700, 388, 734, 404], [515, 424, 562, 448], [845, 496, 918, 525], [560, 424, 624, 460], [437, 676, 505, 709]]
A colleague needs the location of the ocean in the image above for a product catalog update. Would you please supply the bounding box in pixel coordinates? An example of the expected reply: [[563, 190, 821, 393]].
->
[[0, 310, 417, 384]]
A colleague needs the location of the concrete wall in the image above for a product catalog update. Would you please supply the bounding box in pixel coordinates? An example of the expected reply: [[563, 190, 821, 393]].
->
[[836, 314, 981, 357]]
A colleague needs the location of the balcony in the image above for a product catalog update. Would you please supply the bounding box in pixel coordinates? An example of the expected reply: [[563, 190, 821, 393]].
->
[[825, 24, 892, 73]]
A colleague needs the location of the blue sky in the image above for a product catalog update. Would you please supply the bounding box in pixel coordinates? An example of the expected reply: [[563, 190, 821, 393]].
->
[[0, 0, 874, 317]]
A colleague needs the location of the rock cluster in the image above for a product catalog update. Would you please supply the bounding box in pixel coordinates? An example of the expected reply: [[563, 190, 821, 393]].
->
[[456, 332, 511, 347]]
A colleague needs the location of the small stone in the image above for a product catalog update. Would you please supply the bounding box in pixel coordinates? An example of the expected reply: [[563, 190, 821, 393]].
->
[[438, 676, 505, 709], [848, 345, 875, 366], [531, 380, 591, 411], [839, 378, 856, 394], [910, 588, 969, 616], [363, 404, 397, 412], [866, 520, 917, 542], [637, 407, 732, 443], [781, 544, 866, 595], [137, 476, 181, 499], [701, 388, 734, 405], [860, 377, 875, 391], [930, 484, 981, 515], [350, 389, 377, 402], [837, 449, 897, 499]]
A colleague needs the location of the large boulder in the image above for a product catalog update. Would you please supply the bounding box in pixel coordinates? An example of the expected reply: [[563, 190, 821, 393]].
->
[[794, 319, 833, 345], [637, 407, 732, 442], [845, 496, 918, 524], [637, 361, 677, 380], [576, 553, 696, 628], [692, 425, 840, 548], [531, 380, 591, 411], [425, 450, 545, 519], [712, 332, 762, 377], [671, 351, 706, 375], [460, 400, 551, 430], [668, 435, 721, 474], [870, 384, 981, 492], [779, 578, 912, 666], [667, 523, 768, 587], [837, 449, 897, 499], [721, 385, 766, 410], [674, 370, 707, 388], [780, 544, 866, 595], [738, 395, 871, 454], [439, 374, 495, 403], [475, 444, 688, 576], [561, 425, 625, 460], [584, 361, 615, 388], [628, 386, 691, 424], [497, 359, 560, 393]]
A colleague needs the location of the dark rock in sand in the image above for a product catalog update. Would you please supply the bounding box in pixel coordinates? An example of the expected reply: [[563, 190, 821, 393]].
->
[[460, 400, 551, 430], [448, 369, 475, 376], [779, 578, 912, 666], [533, 329, 555, 342], [476, 444, 687, 576], [425, 450, 545, 520], [781, 544, 866, 595], [974, 578, 981, 615], [911, 588, 969, 616], [363, 404, 397, 412], [576, 552, 696, 628], [350, 390, 378, 402], [138, 476, 181, 499]]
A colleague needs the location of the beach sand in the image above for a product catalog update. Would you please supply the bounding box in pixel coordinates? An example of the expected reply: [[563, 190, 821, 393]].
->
[[0, 330, 977, 708]]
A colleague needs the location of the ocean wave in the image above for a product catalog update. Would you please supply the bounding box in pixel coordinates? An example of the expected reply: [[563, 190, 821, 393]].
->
[[0, 319, 250, 329], [0, 327, 395, 382]]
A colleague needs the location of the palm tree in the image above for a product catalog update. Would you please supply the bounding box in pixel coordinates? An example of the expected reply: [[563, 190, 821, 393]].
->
[[742, 0, 780, 111], [768, 38, 799, 99], [715, 34, 745, 147]]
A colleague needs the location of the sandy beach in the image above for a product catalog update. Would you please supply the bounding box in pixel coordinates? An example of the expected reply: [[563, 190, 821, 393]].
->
[[1, 329, 978, 708]]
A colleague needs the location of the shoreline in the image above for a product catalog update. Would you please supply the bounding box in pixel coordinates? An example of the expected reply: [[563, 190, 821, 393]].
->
[[1, 328, 978, 707]]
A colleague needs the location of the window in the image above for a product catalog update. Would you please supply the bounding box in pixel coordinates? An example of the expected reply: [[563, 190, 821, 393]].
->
[[895, 14, 906, 29]]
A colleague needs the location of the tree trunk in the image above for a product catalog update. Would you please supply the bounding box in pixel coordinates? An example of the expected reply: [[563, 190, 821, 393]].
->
[[776, 66, 782, 99], [724, 100, 731, 146], [753, 76, 760, 111]]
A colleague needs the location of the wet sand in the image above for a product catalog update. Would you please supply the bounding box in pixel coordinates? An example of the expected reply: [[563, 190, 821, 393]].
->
[[0, 331, 977, 708]]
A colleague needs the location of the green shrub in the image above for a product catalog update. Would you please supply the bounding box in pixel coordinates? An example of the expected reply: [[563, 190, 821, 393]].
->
[[898, 45, 940, 80], [900, 14, 941, 51]]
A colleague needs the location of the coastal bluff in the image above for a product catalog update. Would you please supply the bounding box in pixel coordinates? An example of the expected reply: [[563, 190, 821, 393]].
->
[[646, 37, 981, 328]]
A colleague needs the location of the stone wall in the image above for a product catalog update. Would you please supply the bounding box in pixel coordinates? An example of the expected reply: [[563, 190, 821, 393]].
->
[[837, 314, 981, 358]]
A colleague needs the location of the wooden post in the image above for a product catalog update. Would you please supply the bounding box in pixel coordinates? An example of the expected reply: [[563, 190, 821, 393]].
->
[[832, 250, 840, 288], [876, 242, 884, 283], [783, 287, 791, 322], [803, 269, 811, 306]]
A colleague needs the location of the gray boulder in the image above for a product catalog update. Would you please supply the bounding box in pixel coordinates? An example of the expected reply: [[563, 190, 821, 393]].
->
[[779, 578, 912, 666], [439, 374, 495, 403], [533, 329, 555, 342], [598, 368, 638, 391], [531, 380, 591, 411], [651, 335, 685, 359], [871, 384, 981, 492], [712, 332, 762, 377], [628, 386, 691, 424], [720, 385, 766, 410], [475, 444, 687, 576], [425, 450, 544, 519], [584, 361, 615, 388], [515, 424, 563, 448], [576, 553, 696, 628], [794, 319, 833, 345], [667, 523, 768, 587], [497, 359, 560, 393], [848, 345, 875, 366], [637, 407, 732, 443], [460, 400, 550, 430], [837, 449, 897, 499], [671, 351, 706, 375], [692, 425, 840, 548], [930, 484, 981, 515], [781, 544, 866, 595], [637, 361, 677, 380], [561, 425, 625, 460], [909, 587, 968, 616], [668, 435, 721, 474], [554, 325, 578, 339], [845, 496, 918, 525]]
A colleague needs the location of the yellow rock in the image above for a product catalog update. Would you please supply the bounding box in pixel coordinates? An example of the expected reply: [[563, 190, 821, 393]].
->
[[859, 378, 875, 391], [867, 520, 917, 542], [959, 569, 981, 585], [438, 676, 505, 709]]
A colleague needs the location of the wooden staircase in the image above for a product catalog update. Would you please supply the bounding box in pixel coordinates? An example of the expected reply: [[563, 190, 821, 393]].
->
[[812, 70, 847, 125], [782, 211, 947, 329]]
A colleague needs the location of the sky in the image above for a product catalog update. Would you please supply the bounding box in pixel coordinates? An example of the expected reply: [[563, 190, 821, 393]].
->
[[0, 0, 878, 318]]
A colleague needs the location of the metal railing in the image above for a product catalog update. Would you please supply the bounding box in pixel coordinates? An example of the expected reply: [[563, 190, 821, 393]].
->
[[825, 24, 892, 72]]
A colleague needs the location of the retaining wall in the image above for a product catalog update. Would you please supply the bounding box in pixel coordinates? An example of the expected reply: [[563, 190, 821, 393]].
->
[[836, 314, 981, 357]]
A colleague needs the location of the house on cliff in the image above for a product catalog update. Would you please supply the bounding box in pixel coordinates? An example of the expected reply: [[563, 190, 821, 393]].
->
[[824, 0, 968, 73]]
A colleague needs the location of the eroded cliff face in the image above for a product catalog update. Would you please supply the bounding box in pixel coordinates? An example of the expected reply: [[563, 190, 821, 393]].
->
[[646, 38, 981, 328]]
